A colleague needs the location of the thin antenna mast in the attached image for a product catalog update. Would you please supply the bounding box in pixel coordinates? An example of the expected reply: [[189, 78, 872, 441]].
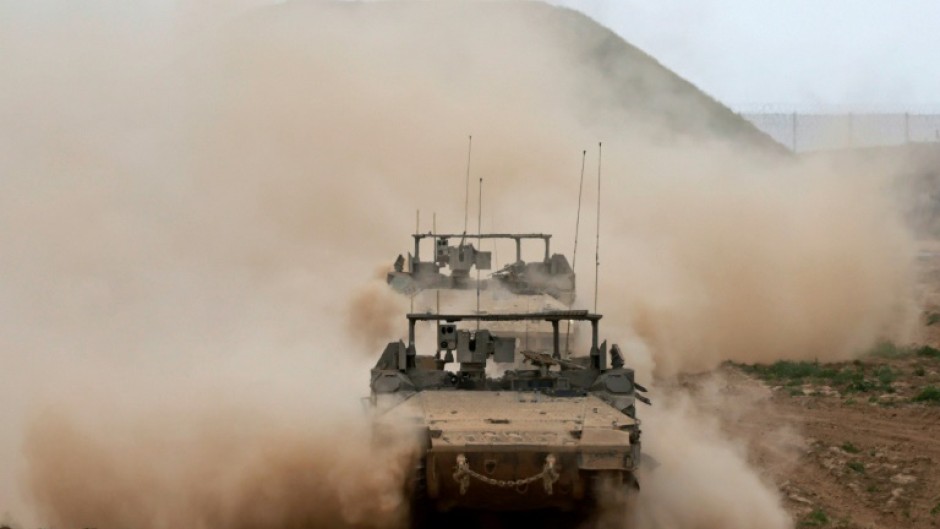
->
[[463, 135, 472, 234], [433, 212, 440, 315], [412, 209, 419, 313], [572, 151, 587, 269], [593, 142, 602, 313], [565, 150, 587, 356], [476, 176, 483, 329]]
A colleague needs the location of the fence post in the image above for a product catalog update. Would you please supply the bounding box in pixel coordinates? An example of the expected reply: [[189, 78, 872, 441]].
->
[[904, 112, 911, 144], [791, 112, 798, 152], [847, 113, 854, 149]]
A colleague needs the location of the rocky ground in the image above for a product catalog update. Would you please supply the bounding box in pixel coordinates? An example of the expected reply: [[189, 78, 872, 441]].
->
[[720, 347, 940, 529]]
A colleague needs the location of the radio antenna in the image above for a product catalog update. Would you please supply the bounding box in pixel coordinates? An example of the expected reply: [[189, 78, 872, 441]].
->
[[565, 150, 587, 356], [594, 142, 602, 313], [412, 209, 419, 313], [463, 135, 472, 235], [476, 176, 483, 330], [433, 212, 440, 315]]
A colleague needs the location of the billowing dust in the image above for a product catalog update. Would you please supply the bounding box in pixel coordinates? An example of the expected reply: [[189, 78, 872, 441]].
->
[[347, 278, 410, 354], [22, 408, 416, 529], [0, 2, 920, 528]]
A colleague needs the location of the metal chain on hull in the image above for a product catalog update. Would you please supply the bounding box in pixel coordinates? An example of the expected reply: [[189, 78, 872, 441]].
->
[[453, 454, 560, 495]]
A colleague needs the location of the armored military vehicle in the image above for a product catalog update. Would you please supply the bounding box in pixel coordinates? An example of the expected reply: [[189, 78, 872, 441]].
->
[[367, 310, 649, 519], [387, 232, 576, 305]]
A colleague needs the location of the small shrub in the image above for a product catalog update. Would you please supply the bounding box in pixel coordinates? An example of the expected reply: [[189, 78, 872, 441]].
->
[[875, 366, 896, 385], [917, 345, 940, 358], [931, 502, 940, 516], [913, 386, 940, 403], [869, 341, 909, 358], [927, 312, 940, 326], [802, 508, 830, 526], [767, 361, 824, 380], [841, 441, 860, 454], [914, 366, 927, 377], [846, 378, 878, 393], [832, 366, 865, 385], [742, 360, 830, 386], [847, 461, 865, 474]]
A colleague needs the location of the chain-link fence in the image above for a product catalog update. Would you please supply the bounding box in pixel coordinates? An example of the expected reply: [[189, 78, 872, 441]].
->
[[739, 112, 940, 153]]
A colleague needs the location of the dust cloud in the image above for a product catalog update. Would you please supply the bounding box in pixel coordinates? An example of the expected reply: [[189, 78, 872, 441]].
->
[[22, 407, 416, 529], [0, 1, 920, 528], [346, 278, 410, 354], [628, 388, 794, 529]]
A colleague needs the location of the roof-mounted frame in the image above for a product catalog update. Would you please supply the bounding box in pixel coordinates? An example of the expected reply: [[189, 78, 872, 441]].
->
[[412, 232, 552, 263], [406, 310, 605, 367]]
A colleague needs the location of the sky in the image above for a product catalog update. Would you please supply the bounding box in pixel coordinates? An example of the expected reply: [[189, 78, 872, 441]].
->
[[548, 0, 940, 112]]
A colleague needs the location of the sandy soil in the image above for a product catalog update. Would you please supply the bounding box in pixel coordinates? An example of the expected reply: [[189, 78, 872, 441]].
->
[[711, 356, 940, 529]]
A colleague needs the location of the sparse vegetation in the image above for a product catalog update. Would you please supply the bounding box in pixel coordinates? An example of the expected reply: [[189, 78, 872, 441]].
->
[[841, 441, 860, 454], [739, 360, 825, 381], [870, 341, 910, 358], [914, 366, 927, 377], [931, 501, 940, 516], [846, 461, 865, 474], [737, 360, 897, 394], [917, 345, 940, 358], [926, 312, 940, 326], [913, 386, 940, 403], [867, 342, 940, 359], [801, 508, 830, 527], [875, 366, 896, 385], [846, 376, 879, 394]]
